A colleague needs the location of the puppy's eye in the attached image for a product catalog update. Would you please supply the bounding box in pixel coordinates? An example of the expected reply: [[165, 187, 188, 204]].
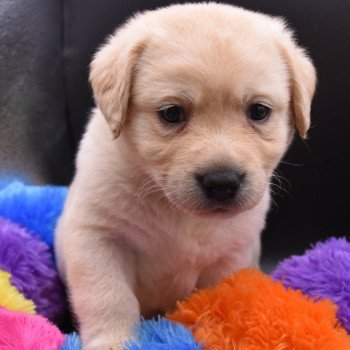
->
[[158, 106, 185, 124], [248, 104, 271, 122]]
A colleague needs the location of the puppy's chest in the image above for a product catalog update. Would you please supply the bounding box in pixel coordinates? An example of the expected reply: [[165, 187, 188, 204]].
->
[[135, 245, 207, 315], [116, 213, 258, 314], [134, 226, 242, 315]]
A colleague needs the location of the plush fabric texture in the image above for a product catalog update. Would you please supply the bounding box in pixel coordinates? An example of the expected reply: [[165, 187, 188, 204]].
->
[[0, 269, 36, 314], [0, 216, 65, 321], [168, 269, 350, 350], [125, 318, 202, 350], [60, 333, 82, 350], [272, 237, 350, 333], [0, 306, 64, 350], [0, 181, 67, 248]]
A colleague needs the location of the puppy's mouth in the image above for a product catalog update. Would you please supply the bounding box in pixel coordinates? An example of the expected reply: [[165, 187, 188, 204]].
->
[[190, 202, 243, 217], [212, 206, 233, 214], [162, 186, 258, 217], [201, 208, 234, 218]]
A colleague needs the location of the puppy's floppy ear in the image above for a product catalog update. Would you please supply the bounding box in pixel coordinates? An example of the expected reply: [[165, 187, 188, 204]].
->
[[90, 27, 147, 138], [279, 31, 317, 139]]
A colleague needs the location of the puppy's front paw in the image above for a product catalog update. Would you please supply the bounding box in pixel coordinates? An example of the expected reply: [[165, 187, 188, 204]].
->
[[84, 337, 127, 350], [84, 344, 124, 350]]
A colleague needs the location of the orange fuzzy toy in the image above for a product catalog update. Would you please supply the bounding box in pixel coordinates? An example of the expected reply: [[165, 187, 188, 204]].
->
[[167, 269, 350, 350]]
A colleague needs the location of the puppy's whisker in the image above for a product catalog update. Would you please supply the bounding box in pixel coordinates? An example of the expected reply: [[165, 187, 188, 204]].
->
[[138, 187, 165, 205], [270, 193, 279, 210], [168, 190, 202, 215], [269, 182, 290, 197], [136, 175, 169, 203], [280, 161, 304, 167], [273, 171, 291, 187], [163, 187, 193, 213], [271, 172, 291, 197]]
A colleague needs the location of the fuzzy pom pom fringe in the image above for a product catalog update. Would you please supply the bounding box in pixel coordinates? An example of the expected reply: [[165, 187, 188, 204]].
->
[[272, 237, 350, 333], [0, 181, 67, 248], [0, 307, 64, 350], [168, 269, 350, 350], [60, 333, 82, 350], [125, 318, 202, 350], [0, 270, 36, 314], [0, 216, 65, 321]]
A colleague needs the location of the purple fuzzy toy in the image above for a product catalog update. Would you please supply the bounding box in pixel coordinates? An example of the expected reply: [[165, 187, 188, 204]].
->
[[0, 216, 65, 322], [272, 237, 350, 333]]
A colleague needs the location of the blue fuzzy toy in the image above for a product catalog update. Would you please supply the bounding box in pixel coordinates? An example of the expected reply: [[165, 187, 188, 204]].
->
[[58, 319, 201, 350], [61, 333, 83, 350], [126, 318, 202, 350], [0, 181, 67, 248]]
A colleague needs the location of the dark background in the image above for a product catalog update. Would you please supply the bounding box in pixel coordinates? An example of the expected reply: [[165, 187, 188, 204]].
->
[[1, 0, 349, 266]]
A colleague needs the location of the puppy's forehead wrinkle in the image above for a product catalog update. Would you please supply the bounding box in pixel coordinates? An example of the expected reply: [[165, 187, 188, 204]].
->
[[136, 46, 289, 112]]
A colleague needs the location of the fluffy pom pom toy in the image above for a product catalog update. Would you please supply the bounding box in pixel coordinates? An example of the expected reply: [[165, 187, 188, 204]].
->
[[0, 216, 65, 321], [0, 270, 36, 314], [60, 333, 82, 350], [0, 181, 67, 248], [0, 307, 64, 350], [126, 318, 202, 350], [273, 237, 350, 333], [168, 268, 350, 350], [0, 180, 350, 350]]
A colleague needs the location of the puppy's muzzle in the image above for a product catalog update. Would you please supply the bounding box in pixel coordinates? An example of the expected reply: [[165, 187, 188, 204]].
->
[[196, 169, 243, 204]]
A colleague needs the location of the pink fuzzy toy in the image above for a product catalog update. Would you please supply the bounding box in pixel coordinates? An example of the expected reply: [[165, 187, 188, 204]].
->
[[0, 307, 64, 350]]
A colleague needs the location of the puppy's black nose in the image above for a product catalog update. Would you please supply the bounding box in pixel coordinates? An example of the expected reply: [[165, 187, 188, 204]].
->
[[197, 169, 242, 203]]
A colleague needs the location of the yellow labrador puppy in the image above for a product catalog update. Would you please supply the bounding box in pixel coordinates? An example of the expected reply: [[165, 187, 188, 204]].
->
[[55, 3, 316, 349]]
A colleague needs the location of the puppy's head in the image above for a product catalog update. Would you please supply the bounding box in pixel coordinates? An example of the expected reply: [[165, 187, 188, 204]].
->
[[90, 4, 316, 216]]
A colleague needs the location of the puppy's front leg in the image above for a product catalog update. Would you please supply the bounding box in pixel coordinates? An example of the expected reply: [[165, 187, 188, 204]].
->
[[65, 232, 140, 350]]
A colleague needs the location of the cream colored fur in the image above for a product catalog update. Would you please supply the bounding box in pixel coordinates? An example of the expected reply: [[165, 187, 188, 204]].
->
[[55, 3, 316, 349]]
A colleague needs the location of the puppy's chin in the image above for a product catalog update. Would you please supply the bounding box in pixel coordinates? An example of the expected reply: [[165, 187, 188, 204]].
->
[[163, 192, 262, 218], [188, 201, 259, 218], [191, 206, 242, 218]]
